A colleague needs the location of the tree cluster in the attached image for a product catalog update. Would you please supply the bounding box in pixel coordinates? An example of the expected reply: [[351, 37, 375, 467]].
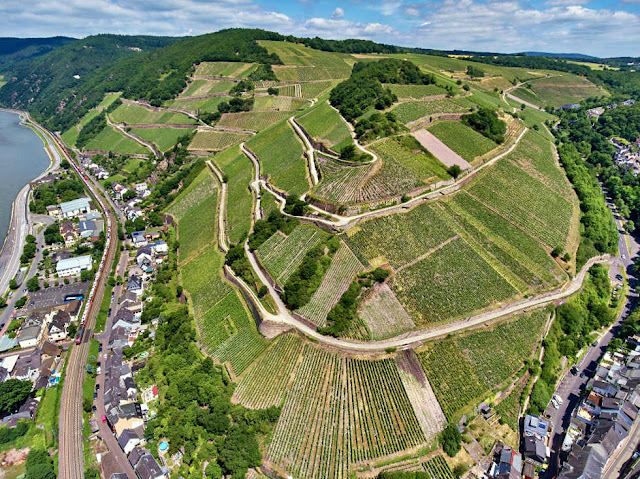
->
[[461, 108, 506, 143], [0, 379, 32, 416], [25, 448, 56, 479], [354, 111, 405, 143], [29, 176, 85, 215], [248, 210, 299, 250]]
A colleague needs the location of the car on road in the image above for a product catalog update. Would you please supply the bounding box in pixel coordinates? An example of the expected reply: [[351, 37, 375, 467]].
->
[[616, 274, 623, 281], [571, 366, 579, 375], [101, 415, 107, 423], [553, 394, 564, 405], [92, 406, 97, 412], [95, 384, 100, 390], [98, 344, 102, 353], [593, 340, 599, 347], [580, 371, 587, 378], [551, 398, 559, 409], [93, 392, 98, 399]]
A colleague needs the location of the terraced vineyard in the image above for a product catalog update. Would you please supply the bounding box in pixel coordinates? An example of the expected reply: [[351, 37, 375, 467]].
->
[[62, 92, 122, 146], [83, 126, 148, 155], [297, 243, 364, 327], [392, 97, 475, 124], [233, 333, 305, 408], [300, 80, 337, 99], [427, 120, 497, 162], [418, 310, 547, 419], [267, 347, 427, 479], [188, 129, 249, 151], [297, 101, 352, 151], [110, 103, 196, 125], [164, 96, 229, 112], [253, 96, 309, 111], [513, 74, 606, 108], [256, 226, 328, 287], [214, 147, 255, 243], [180, 79, 234, 96], [195, 61, 258, 78], [313, 155, 375, 204], [495, 378, 527, 432], [131, 127, 194, 152], [386, 84, 448, 99], [423, 455, 456, 479], [359, 284, 416, 339], [371, 136, 450, 182], [217, 111, 291, 131], [245, 119, 308, 195]]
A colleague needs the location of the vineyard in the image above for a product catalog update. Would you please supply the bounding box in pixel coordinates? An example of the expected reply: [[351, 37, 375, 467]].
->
[[180, 79, 234, 97], [132, 127, 195, 152], [300, 80, 337, 99], [267, 346, 428, 479], [164, 96, 229, 113], [427, 120, 497, 162], [514, 74, 606, 108], [495, 378, 528, 432], [390, 236, 518, 325], [297, 101, 352, 151], [245, 119, 309, 195], [344, 203, 456, 269], [256, 226, 328, 287], [370, 136, 450, 182], [253, 95, 309, 111], [391, 97, 474, 124], [297, 243, 364, 327], [194, 61, 258, 78], [188, 129, 249, 151], [423, 455, 456, 479], [313, 155, 375, 204], [386, 83, 448, 99], [214, 147, 254, 244], [359, 284, 416, 339], [83, 126, 148, 155], [62, 92, 122, 146], [217, 111, 291, 131], [468, 131, 575, 249], [418, 309, 547, 419], [233, 333, 305, 409], [110, 103, 196, 125]]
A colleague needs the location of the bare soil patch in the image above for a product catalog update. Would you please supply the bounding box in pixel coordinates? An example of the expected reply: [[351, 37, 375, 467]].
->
[[412, 129, 471, 170]]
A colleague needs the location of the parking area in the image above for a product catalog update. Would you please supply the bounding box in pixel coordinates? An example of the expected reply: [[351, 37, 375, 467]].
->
[[25, 281, 90, 311]]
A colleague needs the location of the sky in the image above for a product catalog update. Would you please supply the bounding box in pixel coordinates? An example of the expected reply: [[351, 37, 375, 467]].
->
[[1, 0, 639, 57]]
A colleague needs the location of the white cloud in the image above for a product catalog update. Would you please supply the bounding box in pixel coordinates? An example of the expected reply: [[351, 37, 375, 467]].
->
[[405, 7, 420, 15], [331, 7, 344, 19]]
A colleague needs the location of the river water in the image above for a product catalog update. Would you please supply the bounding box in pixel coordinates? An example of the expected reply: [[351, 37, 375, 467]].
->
[[0, 111, 51, 246]]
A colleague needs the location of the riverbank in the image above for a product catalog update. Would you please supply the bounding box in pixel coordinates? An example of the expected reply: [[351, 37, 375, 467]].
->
[[0, 109, 61, 296]]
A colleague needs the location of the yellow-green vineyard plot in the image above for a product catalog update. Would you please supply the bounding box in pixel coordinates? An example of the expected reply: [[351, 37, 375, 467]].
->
[[164, 96, 229, 113], [467, 130, 576, 250], [253, 95, 309, 111], [391, 97, 475, 124], [180, 79, 234, 97], [427, 120, 497, 162], [359, 284, 416, 339], [418, 309, 547, 420], [344, 203, 456, 269], [256, 225, 328, 287], [188, 130, 249, 151], [62, 92, 122, 146], [391, 236, 518, 325], [131, 127, 194, 152], [313, 155, 375, 204], [267, 346, 427, 479], [297, 243, 364, 327], [370, 136, 450, 183], [245, 119, 309, 196], [110, 103, 196, 125], [297, 101, 352, 151], [83, 126, 148, 155], [214, 147, 254, 244], [233, 333, 305, 409], [194, 61, 258, 78], [514, 74, 606, 108], [386, 83, 448, 99], [217, 111, 291, 132]]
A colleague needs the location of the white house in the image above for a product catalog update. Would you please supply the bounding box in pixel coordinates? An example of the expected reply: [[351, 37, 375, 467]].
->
[[151, 241, 168, 256], [56, 255, 92, 277], [59, 197, 92, 219]]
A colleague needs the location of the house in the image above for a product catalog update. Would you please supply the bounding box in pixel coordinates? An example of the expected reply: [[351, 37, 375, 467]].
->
[[117, 428, 143, 455], [524, 435, 547, 465], [141, 385, 159, 403], [85, 211, 101, 221], [124, 376, 137, 399], [79, 220, 97, 239], [40, 340, 61, 359], [128, 447, 150, 468], [494, 446, 523, 479], [112, 309, 140, 331], [0, 397, 40, 428], [151, 240, 168, 256], [47, 311, 70, 341], [592, 380, 617, 398], [136, 246, 153, 269], [60, 221, 78, 246], [51, 250, 73, 264], [95, 168, 110, 180], [46, 205, 59, 218], [56, 255, 92, 277], [135, 183, 148, 194], [127, 275, 144, 297], [0, 355, 19, 376], [0, 335, 18, 353], [13, 350, 41, 381], [524, 414, 550, 440], [131, 231, 148, 247], [134, 453, 166, 479], [126, 207, 143, 221], [18, 322, 43, 348], [59, 197, 92, 218]]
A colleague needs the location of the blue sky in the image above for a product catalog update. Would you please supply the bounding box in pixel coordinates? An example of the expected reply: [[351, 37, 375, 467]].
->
[[0, 0, 638, 57]]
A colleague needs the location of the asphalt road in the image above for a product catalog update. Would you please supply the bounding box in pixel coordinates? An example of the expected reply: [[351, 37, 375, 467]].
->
[[544, 196, 638, 479]]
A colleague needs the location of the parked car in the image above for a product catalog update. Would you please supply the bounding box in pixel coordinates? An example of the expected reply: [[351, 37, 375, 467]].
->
[[592, 340, 599, 347], [92, 405, 97, 412], [616, 274, 623, 281], [553, 394, 564, 405], [93, 392, 98, 399], [101, 415, 107, 423], [571, 366, 579, 375], [551, 398, 559, 409]]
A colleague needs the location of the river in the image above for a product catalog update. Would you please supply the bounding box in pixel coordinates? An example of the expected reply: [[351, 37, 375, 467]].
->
[[0, 111, 51, 246]]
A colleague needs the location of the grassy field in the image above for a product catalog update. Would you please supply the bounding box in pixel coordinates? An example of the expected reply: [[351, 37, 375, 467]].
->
[[217, 110, 291, 131], [386, 84, 448, 98], [427, 120, 497, 162], [180, 79, 235, 96], [214, 146, 254, 243], [245, 119, 308, 195], [391, 97, 474, 124], [267, 345, 427, 479], [359, 284, 416, 339], [164, 96, 229, 112], [110, 103, 196, 125], [131, 127, 194, 152], [188, 129, 249, 151], [83, 126, 148, 155], [514, 74, 606, 108], [418, 310, 547, 419], [61, 92, 122, 146], [194, 61, 258, 78], [297, 101, 352, 151], [253, 95, 309, 111], [371, 135, 451, 182]]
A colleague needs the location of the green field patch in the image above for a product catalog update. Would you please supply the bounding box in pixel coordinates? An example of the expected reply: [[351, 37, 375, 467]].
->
[[297, 101, 352, 151], [300, 80, 337, 99], [217, 110, 291, 131], [391, 97, 472, 124], [164, 96, 230, 112], [110, 103, 196, 125], [312, 155, 374, 204], [427, 120, 497, 162], [418, 309, 547, 419], [385, 83, 448, 98], [188, 129, 249, 151], [131, 127, 194, 152], [516, 74, 606, 108], [194, 61, 258, 78], [180, 79, 235, 97], [62, 92, 122, 146], [371, 135, 450, 182], [245, 119, 308, 195], [214, 147, 254, 243], [391, 236, 518, 325], [253, 95, 309, 111], [83, 126, 148, 155]]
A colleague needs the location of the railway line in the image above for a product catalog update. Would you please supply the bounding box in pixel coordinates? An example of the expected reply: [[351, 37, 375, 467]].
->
[[26, 121, 120, 479]]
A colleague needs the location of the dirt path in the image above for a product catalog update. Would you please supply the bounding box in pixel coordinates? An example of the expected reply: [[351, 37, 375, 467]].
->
[[105, 115, 161, 159], [411, 129, 471, 170], [289, 116, 319, 185]]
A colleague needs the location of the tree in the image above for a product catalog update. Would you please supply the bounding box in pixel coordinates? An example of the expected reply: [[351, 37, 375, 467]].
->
[[448, 165, 462, 179], [25, 234, 36, 244], [0, 297, 7, 309], [440, 424, 462, 457], [625, 220, 635, 233], [9, 279, 18, 290], [26, 276, 40, 292], [0, 379, 32, 416], [267, 87, 279, 96], [608, 338, 623, 352], [68, 323, 77, 338], [81, 269, 94, 281], [15, 296, 27, 308], [551, 246, 563, 258]]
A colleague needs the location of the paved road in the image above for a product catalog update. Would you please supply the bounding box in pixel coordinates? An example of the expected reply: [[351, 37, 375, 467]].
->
[[544, 195, 638, 479]]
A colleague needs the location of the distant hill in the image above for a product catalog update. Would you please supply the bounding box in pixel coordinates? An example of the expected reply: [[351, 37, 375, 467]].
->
[[522, 51, 598, 60], [0, 36, 75, 67]]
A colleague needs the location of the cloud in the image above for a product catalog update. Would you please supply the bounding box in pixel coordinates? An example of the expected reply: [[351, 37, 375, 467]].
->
[[331, 7, 344, 19], [545, 0, 591, 5]]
